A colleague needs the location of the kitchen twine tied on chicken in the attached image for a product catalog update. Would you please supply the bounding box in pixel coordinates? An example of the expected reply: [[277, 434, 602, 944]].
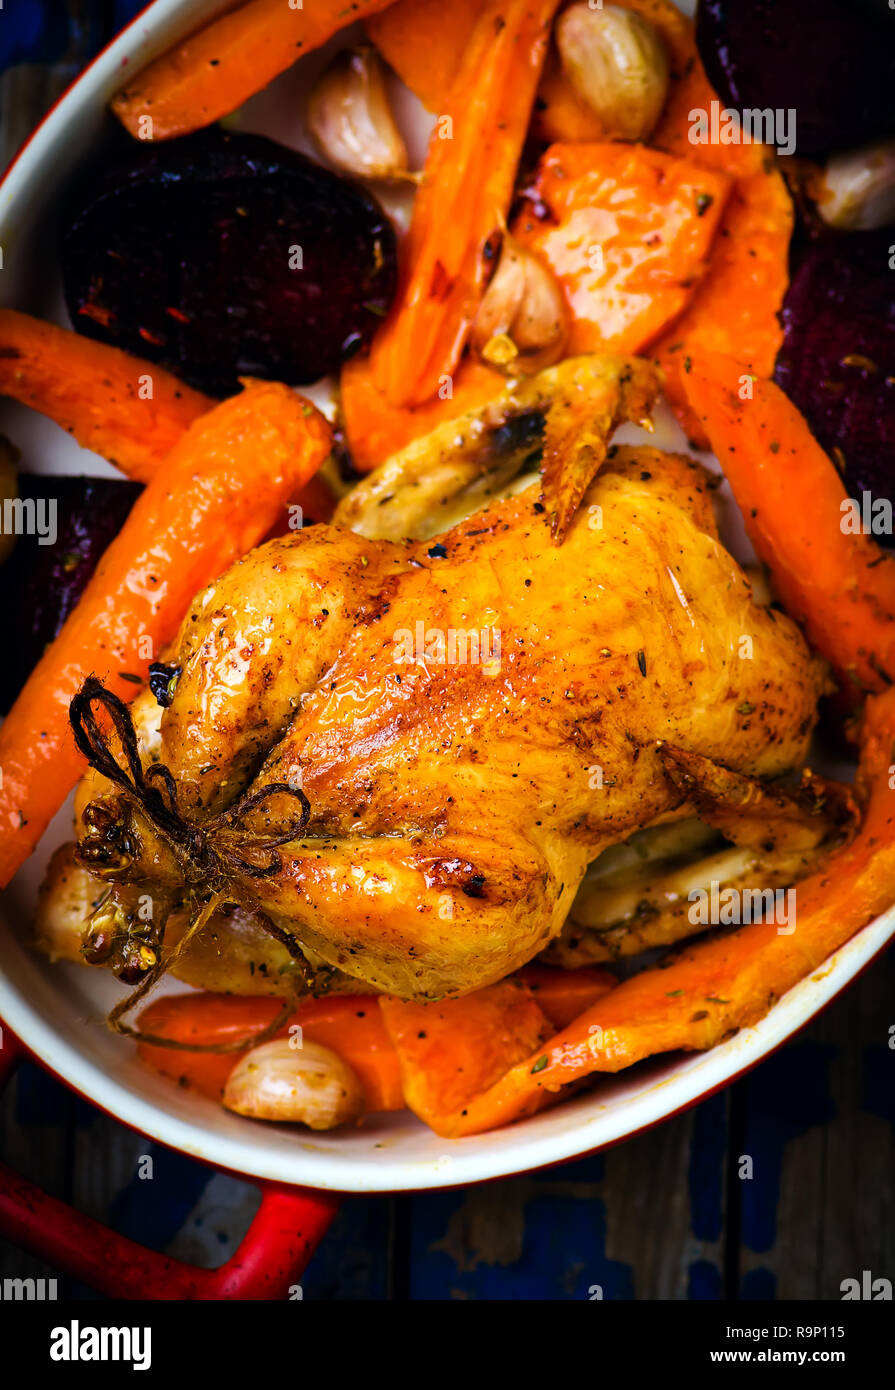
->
[[68, 675, 312, 1051]]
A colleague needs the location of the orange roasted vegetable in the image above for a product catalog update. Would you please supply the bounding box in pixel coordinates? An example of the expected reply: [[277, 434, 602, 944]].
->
[[366, 0, 785, 438], [111, 0, 395, 141], [136, 993, 404, 1113], [365, 0, 480, 113], [515, 965, 616, 1029], [289, 996, 404, 1113], [682, 354, 895, 694], [265, 470, 337, 530], [135, 969, 614, 1116], [427, 687, 895, 1138], [366, 0, 781, 430], [367, 0, 690, 134], [0, 311, 333, 525], [0, 382, 331, 886], [0, 310, 209, 480], [511, 0, 792, 445], [340, 352, 504, 472], [513, 143, 731, 356], [378, 980, 552, 1131], [368, 0, 560, 408], [650, 58, 793, 445]]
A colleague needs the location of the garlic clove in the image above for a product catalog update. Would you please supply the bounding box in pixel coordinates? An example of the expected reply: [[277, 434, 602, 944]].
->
[[223, 1038, 365, 1130], [811, 139, 895, 231], [481, 332, 521, 368], [472, 233, 568, 375], [555, 3, 670, 144], [34, 841, 99, 963], [307, 47, 409, 182]]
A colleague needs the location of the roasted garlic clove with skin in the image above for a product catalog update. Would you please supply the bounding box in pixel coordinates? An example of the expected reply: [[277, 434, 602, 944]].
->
[[811, 139, 895, 231], [472, 233, 568, 374], [223, 1038, 365, 1130], [307, 47, 410, 182], [556, 2, 670, 143]]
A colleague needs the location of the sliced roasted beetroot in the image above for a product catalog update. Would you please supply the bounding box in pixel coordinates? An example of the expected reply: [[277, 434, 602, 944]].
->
[[696, 0, 895, 155], [0, 473, 141, 711], [61, 129, 397, 397], [774, 231, 895, 546]]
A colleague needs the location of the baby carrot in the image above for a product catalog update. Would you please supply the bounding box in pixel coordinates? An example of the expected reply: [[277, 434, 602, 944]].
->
[[683, 353, 895, 694], [0, 381, 331, 885], [111, 0, 396, 141], [369, 0, 560, 408], [0, 310, 209, 481]]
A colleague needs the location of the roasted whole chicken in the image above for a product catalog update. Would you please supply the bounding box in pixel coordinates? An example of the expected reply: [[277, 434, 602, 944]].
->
[[56, 355, 840, 1004]]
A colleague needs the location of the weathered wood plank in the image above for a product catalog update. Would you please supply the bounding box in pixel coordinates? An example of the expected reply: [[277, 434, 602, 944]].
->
[[737, 944, 895, 1300], [404, 1094, 730, 1299], [0, 0, 107, 171]]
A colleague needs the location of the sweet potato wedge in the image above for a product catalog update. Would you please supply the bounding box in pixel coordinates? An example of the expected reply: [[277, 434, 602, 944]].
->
[[365, 0, 480, 112], [378, 979, 552, 1131], [516, 965, 616, 1029], [513, 142, 731, 356]]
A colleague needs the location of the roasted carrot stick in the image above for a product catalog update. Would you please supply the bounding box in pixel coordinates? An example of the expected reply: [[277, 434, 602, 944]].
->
[[431, 685, 895, 1137], [682, 353, 895, 694], [137, 992, 404, 1113], [369, 0, 560, 408], [138, 995, 288, 1100], [111, 0, 396, 141], [0, 310, 335, 528], [135, 968, 612, 1116], [0, 382, 331, 886], [650, 55, 792, 446], [340, 351, 504, 471], [0, 310, 209, 480]]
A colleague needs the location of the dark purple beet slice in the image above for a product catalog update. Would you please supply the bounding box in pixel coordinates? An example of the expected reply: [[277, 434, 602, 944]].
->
[[696, 0, 895, 155], [0, 473, 141, 712], [61, 129, 397, 398], [774, 231, 895, 547]]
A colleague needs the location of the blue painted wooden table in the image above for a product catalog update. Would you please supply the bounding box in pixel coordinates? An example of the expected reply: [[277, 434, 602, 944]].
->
[[0, 0, 892, 1301]]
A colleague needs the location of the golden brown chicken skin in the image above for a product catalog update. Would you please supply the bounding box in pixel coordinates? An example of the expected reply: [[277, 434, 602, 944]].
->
[[75, 445, 827, 1001]]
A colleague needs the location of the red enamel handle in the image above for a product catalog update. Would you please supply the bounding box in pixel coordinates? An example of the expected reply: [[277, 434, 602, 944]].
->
[[0, 1033, 340, 1299]]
